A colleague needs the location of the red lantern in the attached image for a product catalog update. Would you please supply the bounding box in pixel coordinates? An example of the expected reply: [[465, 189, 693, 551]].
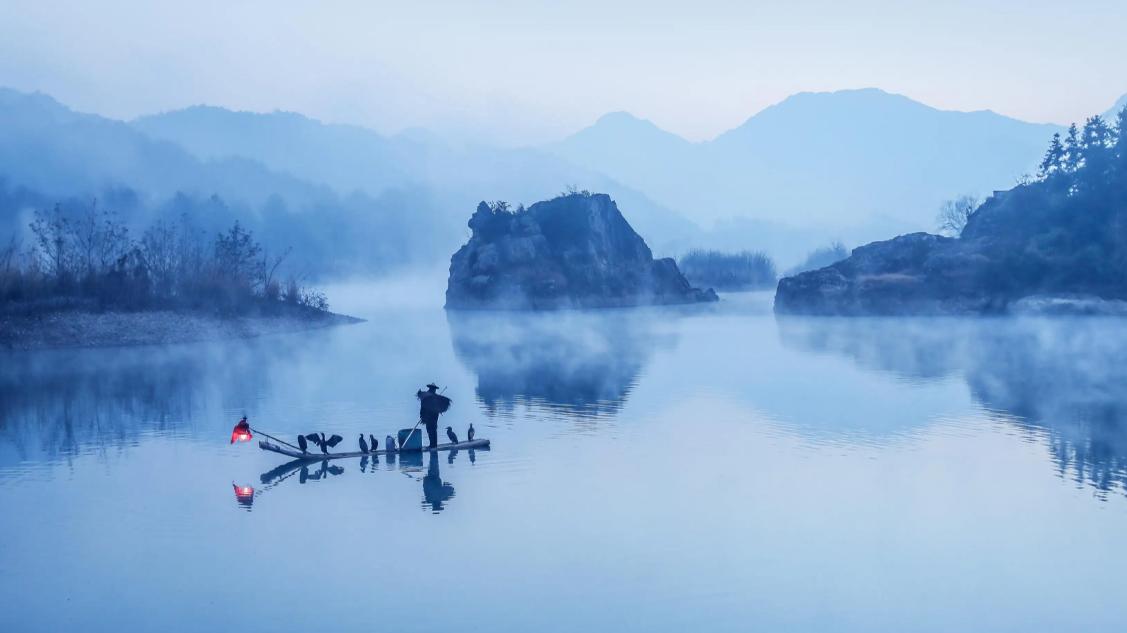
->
[[230, 418, 253, 444]]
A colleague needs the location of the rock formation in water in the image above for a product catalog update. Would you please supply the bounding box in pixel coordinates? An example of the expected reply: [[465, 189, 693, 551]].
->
[[445, 193, 717, 309], [776, 107, 1127, 315]]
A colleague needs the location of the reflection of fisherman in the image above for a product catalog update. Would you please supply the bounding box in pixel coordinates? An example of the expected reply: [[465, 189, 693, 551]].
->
[[422, 452, 456, 512], [416, 383, 452, 448]]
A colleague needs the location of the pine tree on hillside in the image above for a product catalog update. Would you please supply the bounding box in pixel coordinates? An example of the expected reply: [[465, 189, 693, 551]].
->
[[1077, 115, 1114, 189], [1116, 106, 1127, 171], [1038, 132, 1065, 180], [1064, 123, 1082, 174]]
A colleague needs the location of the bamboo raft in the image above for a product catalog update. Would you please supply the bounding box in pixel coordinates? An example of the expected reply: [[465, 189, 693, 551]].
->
[[259, 438, 490, 462]]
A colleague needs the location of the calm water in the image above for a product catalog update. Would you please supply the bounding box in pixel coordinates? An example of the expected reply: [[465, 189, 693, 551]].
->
[[2, 288, 1126, 632]]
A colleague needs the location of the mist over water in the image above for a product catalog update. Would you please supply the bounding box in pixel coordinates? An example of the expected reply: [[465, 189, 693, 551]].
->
[[1, 285, 1125, 632]]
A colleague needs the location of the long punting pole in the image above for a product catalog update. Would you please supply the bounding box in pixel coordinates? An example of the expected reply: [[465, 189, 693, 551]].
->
[[250, 427, 303, 452], [400, 419, 422, 449]]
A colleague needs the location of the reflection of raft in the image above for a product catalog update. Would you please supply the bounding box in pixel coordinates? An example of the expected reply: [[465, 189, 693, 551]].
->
[[259, 438, 490, 462]]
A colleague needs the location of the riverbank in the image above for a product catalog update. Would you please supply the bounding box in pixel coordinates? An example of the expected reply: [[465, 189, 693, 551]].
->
[[0, 307, 362, 351]]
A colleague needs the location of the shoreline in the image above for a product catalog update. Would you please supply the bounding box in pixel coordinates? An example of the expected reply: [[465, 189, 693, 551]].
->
[[0, 308, 363, 352]]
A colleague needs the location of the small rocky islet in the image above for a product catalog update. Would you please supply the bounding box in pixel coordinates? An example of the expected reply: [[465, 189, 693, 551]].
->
[[445, 192, 717, 310]]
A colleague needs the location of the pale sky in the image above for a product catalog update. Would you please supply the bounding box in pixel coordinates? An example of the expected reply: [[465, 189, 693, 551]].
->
[[1, 0, 1124, 144]]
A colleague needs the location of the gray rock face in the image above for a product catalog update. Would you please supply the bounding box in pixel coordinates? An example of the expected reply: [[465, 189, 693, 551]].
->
[[446, 193, 717, 310], [774, 232, 995, 315], [779, 230, 973, 313]]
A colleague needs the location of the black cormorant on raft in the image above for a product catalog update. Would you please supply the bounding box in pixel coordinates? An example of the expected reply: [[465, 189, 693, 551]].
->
[[305, 432, 343, 454]]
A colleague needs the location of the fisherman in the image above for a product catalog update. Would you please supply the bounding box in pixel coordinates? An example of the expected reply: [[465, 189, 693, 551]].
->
[[416, 383, 452, 449]]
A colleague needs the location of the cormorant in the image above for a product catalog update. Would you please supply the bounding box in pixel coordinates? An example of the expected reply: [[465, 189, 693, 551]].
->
[[304, 433, 323, 453], [359, 434, 369, 454], [386, 435, 395, 452], [446, 426, 458, 444], [298, 435, 308, 453], [304, 432, 343, 454], [467, 423, 475, 442], [369, 434, 378, 452]]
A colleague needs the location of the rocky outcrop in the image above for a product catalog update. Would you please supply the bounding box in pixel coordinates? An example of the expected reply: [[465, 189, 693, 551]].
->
[[774, 232, 992, 315], [446, 193, 717, 310], [775, 180, 1127, 315]]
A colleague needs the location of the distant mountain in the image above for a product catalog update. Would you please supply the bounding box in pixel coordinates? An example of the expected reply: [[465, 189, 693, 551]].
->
[[132, 105, 700, 255], [0, 88, 332, 208], [548, 112, 695, 191], [133, 106, 416, 196], [0, 87, 699, 283], [548, 89, 1063, 242], [4, 86, 1102, 273], [0, 88, 472, 274], [1104, 93, 1127, 121]]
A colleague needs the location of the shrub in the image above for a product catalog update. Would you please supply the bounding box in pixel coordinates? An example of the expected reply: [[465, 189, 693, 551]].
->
[[678, 249, 777, 290], [3, 202, 329, 315]]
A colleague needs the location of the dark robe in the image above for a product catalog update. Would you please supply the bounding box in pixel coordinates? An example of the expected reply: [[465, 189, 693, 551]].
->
[[416, 389, 451, 447]]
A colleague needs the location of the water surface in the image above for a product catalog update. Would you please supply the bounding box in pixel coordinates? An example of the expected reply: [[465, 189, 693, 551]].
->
[[1, 290, 1125, 632]]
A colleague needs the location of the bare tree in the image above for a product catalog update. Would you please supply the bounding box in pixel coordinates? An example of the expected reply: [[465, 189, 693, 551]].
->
[[140, 219, 179, 297], [213, 221, 262, 290], [174, 214, 206, 283], [85, 202, 129, 274], [0, 236, 18, 274], [936, 195, 980, 237], [259, 246, 292, 300], [29, 204, 72, 279]]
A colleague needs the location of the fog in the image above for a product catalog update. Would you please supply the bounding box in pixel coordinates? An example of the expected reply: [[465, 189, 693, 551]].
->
[[4, 283, 1127, 630], [4, 285, 1126, 500]]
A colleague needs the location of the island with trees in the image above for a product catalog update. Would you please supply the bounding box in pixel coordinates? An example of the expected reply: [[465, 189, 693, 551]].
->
[[1, 202, 353, 349], [775, 107, 1127, 315]]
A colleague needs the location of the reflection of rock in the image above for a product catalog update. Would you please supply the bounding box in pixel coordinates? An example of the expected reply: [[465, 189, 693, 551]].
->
[[448, 309, 674, 417], [778, 316, 1127, 497], [446, 193, 717, 310]]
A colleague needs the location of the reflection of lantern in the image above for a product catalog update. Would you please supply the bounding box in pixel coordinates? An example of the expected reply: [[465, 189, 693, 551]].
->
[[233, 483, 255, 508], [230, 419, 253, 444]]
